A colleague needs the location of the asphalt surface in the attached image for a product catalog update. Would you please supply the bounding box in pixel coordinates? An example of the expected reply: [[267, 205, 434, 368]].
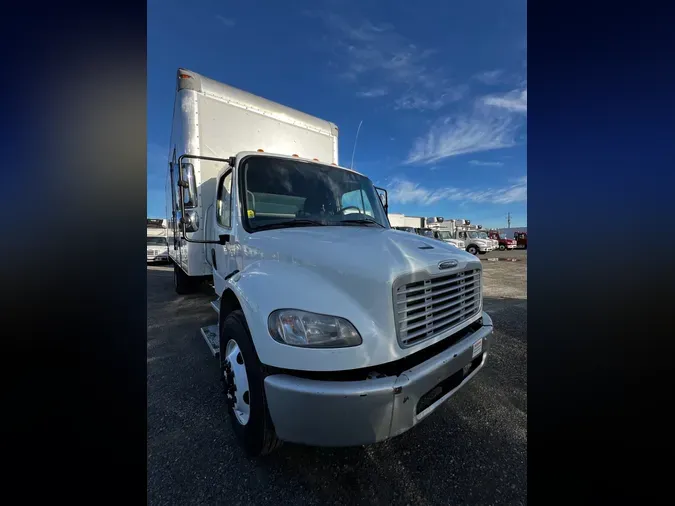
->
[[147, 257, 527, 505]]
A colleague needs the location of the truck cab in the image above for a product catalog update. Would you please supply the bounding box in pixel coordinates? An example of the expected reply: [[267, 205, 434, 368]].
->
[[458, 229, 496, 256], [167, 69, 494, 456], [514, 231, 528, 249], [431, 229, 466, 250], [488, 231, 517, 251]]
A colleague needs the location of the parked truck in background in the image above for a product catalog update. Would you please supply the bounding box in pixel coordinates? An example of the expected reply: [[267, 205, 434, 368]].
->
[[165, 68, 494, 456], [456, 227, 496, 255], [514, 231, 528, 249], [425, 217, 466, 250], [147, 218, 169, 263], [488, 230, 517, 251]]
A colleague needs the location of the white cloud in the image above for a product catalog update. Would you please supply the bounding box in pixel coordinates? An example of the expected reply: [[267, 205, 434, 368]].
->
[[356, 88, 388, 98], [388, 176, 527, 206], [216, 15, 235, 27], [483, 88, 527, 113], [405, 103, 524, 164], [469, 160, 505, 167]]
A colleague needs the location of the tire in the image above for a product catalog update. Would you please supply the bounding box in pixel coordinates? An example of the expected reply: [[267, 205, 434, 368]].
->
[[220, 310, 282, 457], [499, 244, 506, 251], [467, 245, 478, 255], [173, 262, 196, 295]]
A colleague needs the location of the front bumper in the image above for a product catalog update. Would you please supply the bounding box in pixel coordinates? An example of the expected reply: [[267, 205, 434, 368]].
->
[[264, 312, 494, 447], [147, 255, 169, 262]]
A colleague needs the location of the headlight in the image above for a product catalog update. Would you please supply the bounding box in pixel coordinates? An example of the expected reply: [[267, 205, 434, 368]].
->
[[268, 309, 362, 348]]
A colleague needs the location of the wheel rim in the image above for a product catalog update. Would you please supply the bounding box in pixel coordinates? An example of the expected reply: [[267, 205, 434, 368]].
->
[[224, 339, 250, 425], [469, 247, 477, 255]]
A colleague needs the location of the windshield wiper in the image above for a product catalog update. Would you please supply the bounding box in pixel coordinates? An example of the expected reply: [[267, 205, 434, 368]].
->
[[339, 218, 385, 228], [254, 219, 326, 231]]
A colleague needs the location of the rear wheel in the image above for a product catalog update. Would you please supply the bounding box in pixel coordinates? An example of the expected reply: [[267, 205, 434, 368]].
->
[[220, 310, 282, 456]]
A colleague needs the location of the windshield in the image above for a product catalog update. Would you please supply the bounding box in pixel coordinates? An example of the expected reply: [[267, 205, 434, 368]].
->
[[419, 229, 434, 237], [147, 236, 167, 246], [467, 231, 481, 239], [241, 156, 389, 231], [437, 231, 453, 240], [477, 232, 488, 239]]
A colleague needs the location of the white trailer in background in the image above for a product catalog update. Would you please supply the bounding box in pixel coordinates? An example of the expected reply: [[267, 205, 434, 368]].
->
[[387, 213, 406, 228]]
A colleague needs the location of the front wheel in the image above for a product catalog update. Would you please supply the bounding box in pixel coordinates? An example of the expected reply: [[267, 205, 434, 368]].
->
[[220, 310, 282, 456], [467, 245, 478, 255], [499, 244, 506, 251]]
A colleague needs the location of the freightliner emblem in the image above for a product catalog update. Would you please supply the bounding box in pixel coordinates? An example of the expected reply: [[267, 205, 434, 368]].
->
[[438, 259, 459, 270]]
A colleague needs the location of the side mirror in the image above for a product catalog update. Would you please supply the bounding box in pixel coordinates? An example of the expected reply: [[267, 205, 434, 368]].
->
[[180, 209, 199, 233], [375, 186, 388, 215], [180, 162, 198, 208]]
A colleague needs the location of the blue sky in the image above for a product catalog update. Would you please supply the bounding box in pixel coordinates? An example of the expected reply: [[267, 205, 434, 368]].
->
[[148, 0, 527, 228]]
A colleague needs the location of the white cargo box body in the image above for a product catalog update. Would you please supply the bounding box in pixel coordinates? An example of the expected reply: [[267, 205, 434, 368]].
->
[[387, 213, 406, 228], [166, 69, 339, 275], [403, 216, 423, 228]]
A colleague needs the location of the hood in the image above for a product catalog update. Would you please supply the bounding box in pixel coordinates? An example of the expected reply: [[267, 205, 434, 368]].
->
[[468, 238, 490, 245], [242, 226, 478, 287]]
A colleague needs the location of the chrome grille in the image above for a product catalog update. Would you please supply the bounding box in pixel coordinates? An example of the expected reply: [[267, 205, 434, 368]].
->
[[393, 269, 481, 347]]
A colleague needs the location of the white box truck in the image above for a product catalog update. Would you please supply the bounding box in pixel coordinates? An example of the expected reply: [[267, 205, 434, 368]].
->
[[425, 217, 466, 250], [147, 218, 169, 263], [165, 68, 494, 456]]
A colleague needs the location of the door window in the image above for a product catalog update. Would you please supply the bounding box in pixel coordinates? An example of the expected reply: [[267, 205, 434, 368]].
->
[[216, 171, 233, 227]]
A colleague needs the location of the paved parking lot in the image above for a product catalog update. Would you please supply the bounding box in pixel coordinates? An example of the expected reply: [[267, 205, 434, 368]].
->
[[147, 256, 527, 505]]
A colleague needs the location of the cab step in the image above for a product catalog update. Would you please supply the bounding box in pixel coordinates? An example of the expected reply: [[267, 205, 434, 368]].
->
[[210, 298, 220, 314], [200, 325, 219, 357]]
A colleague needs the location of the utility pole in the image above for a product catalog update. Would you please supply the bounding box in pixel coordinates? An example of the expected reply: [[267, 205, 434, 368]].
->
[[507, 212, 511, 228]]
